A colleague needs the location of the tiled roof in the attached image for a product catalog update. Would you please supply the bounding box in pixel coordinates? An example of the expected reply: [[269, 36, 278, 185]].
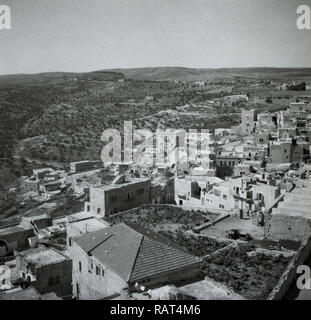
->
[[129, 235, 200, 283], [74, 223, 201, 282]]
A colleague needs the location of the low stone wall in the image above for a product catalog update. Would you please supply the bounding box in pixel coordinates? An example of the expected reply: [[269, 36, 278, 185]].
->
[[267, 235, 311, 300], [180, 204, 232, 215], [192, 214, 230, 233], [105, 203, 219, 221]]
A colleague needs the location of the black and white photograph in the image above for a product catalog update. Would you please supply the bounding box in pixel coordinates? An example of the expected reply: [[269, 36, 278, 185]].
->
[[1, 0, 311, 307]]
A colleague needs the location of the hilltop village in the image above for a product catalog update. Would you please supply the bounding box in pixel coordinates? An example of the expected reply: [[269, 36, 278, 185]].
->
[[1, 95, 311, 300]]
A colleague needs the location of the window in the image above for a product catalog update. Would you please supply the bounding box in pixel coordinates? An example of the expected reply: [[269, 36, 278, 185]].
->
[[223, 194, 227, 200], [219, 204, 225, 209], [96, 266, 100, 276], [109, 195, 117, 203], [97, 208, 101, 214], [79, 261, 82, 272], [213, 189, 221, 197], [102, 269, 105, 277], [125, 192, 133, 201], [138, 188, 144, 195], [69, 238, 72, 246]]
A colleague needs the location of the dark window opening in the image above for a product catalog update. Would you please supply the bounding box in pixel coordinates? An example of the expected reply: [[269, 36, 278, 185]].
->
[[96, 266, 100, 276]]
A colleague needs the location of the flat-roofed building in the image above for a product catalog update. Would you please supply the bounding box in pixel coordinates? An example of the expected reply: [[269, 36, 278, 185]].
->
[[270, 140, 292, 164], [267, 178, 311, 242], [86, 175, 151, 217], [33, 168, 54, 180], [70, 161, 102, 174], [16, 248, 72, 299], [234, 160, 263, 177], [0, 225, 35, 257], [20, 177, 40, 194], [241, 109, 257, 136], [216, 150, 243, 178], [289, 102, 311, 114]]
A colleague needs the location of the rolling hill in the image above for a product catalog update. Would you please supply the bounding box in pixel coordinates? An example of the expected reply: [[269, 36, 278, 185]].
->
[[106, 67, 311, 82]]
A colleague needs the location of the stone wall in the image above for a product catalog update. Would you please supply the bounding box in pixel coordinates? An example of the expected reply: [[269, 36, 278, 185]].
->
[[265, 214, 311, 242], [267, 236, 311, 300]]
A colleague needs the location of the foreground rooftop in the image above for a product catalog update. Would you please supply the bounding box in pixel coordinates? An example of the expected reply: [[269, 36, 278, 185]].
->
[[74, 223, 202, 283]]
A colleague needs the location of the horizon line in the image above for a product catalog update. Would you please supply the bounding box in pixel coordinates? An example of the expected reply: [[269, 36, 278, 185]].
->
[[1, 65, 311, 77]]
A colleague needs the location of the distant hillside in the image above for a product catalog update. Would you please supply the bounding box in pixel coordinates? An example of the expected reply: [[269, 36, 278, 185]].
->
[[2, 67, 311, 84], [0, 71, 124, 85], [0, 66, 310, 167], [106, 67, 311, 82]]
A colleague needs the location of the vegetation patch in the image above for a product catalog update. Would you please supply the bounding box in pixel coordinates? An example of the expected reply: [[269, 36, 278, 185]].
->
[[105, 204, 220, 232], [158, 230, 228, 257], [202, 244, 291, 300]]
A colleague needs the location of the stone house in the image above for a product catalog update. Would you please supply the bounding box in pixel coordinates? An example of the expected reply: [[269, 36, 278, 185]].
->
[[16, 248, 72, 298], [86, 175, 151, 217], [20, 177, 40, 194], [241, 109, 257, 136], [71, 223, 202, 300], [0, 225, 35, 257], [200, 176, 280, 217]]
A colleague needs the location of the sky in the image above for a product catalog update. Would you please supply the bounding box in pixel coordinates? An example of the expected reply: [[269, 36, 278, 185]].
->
[[0, 0, 311, 75]]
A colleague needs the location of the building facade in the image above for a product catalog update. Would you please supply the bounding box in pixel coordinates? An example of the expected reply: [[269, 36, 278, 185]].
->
[[71, 224, 202, 300], [86, 175, 151, 217]]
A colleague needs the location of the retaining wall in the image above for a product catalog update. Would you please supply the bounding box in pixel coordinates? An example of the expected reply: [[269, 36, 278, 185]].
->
[[267, 235, 311, 300]]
